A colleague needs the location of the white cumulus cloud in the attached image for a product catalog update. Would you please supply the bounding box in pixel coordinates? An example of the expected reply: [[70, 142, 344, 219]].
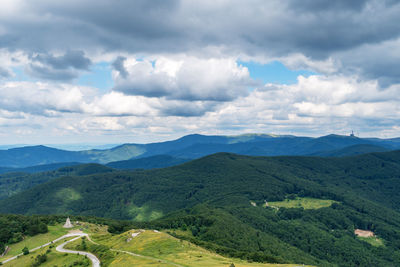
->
[[113, 56, 255, 101]]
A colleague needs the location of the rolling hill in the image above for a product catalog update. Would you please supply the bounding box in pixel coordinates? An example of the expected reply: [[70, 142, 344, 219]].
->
[[2, 151, 400, 265]]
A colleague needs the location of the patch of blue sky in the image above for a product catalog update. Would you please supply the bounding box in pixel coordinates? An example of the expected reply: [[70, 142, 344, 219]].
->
[[10, 67, 37, 82], [240, 60, 317, 85], [77, 62, 114, 92]]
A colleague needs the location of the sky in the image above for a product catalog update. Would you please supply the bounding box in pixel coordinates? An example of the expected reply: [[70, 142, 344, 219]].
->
[[0, 0, 400, 145]]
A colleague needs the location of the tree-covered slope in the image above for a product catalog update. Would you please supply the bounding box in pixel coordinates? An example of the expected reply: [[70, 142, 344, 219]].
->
[[2, 151, 400, 217], [0, 163, 113, 200]]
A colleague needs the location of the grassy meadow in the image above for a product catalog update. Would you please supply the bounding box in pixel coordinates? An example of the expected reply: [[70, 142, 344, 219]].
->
[[80, 228, 310, 267], [1, 224, 69, 260], [2, 237, 90, 267], [357, 236, 385, 247], [266, 197, 337, 210]]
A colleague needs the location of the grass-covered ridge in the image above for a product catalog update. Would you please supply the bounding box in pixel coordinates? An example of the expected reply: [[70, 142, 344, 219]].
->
[[66, 227, 307, 267]]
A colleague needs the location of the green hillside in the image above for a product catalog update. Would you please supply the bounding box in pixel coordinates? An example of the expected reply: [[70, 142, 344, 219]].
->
[[2, 151, 400, 265], [67, 228, 307, 267]]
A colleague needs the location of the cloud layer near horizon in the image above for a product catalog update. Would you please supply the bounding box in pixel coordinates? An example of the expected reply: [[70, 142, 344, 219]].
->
[[0, 0, 400, 143]]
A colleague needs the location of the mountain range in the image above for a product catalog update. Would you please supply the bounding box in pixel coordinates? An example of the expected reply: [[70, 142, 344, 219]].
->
[[1, 133, 400, 168], [2, 133, 400, 266]]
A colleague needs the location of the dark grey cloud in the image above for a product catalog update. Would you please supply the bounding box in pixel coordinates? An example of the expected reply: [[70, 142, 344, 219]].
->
[[2, 1, 397, 55], [1, 0, 183, 53], [31, 50, 91, 70], [26, 50, 91, 81], [112, 56, 127, 78], [337, 38, 400, 87], [287, 0, 368, 12], [1, 0, 400, 85]]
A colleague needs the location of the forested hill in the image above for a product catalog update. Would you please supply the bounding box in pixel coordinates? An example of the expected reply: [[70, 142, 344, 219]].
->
[[2, 151, 400, 265], [0, 163, 114, 200], [2, 150, 400, 217]]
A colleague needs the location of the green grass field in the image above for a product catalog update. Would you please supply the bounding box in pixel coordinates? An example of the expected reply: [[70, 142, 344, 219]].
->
[[2, 222, 312, 267], [357, 236, 385, 247], [1, 237, 90, 267], [87, 229, 310, 267], [266, 197, 337, 210], [1, 224, 69, 260], [110, 252, 177, 267]]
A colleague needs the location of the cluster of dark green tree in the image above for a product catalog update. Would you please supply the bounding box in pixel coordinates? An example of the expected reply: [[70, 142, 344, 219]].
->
[[0, 215, 50, 255], [30, 252, 48, 267], [1, 151, 400, 266]]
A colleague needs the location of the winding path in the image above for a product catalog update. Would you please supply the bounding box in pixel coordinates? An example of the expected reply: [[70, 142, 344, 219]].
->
[[1, 230, 184, 267], [1, 233, 100, 267], [56, 233, 100, 267]]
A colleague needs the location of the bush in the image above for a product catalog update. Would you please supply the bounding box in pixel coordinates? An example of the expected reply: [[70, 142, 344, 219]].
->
[[31, 253, 47, 267], [22, 246, 29, 255]]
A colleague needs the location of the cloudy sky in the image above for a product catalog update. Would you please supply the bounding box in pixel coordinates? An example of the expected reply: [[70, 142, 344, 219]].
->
[[0, 0, 400, 145]]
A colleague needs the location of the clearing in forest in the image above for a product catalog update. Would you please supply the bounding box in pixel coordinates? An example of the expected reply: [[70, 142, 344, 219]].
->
[[354, 229, 385, 247], [265, 197, 338, 210]]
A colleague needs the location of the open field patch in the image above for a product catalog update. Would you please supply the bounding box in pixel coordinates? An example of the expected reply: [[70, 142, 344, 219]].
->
[[266, 197, 338, 210], [354, 230, 385, 247], [357, 236, 385, 247]]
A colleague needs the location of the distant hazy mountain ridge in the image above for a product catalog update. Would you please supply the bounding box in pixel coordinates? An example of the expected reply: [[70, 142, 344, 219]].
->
[[0, 133, 399, 168]]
